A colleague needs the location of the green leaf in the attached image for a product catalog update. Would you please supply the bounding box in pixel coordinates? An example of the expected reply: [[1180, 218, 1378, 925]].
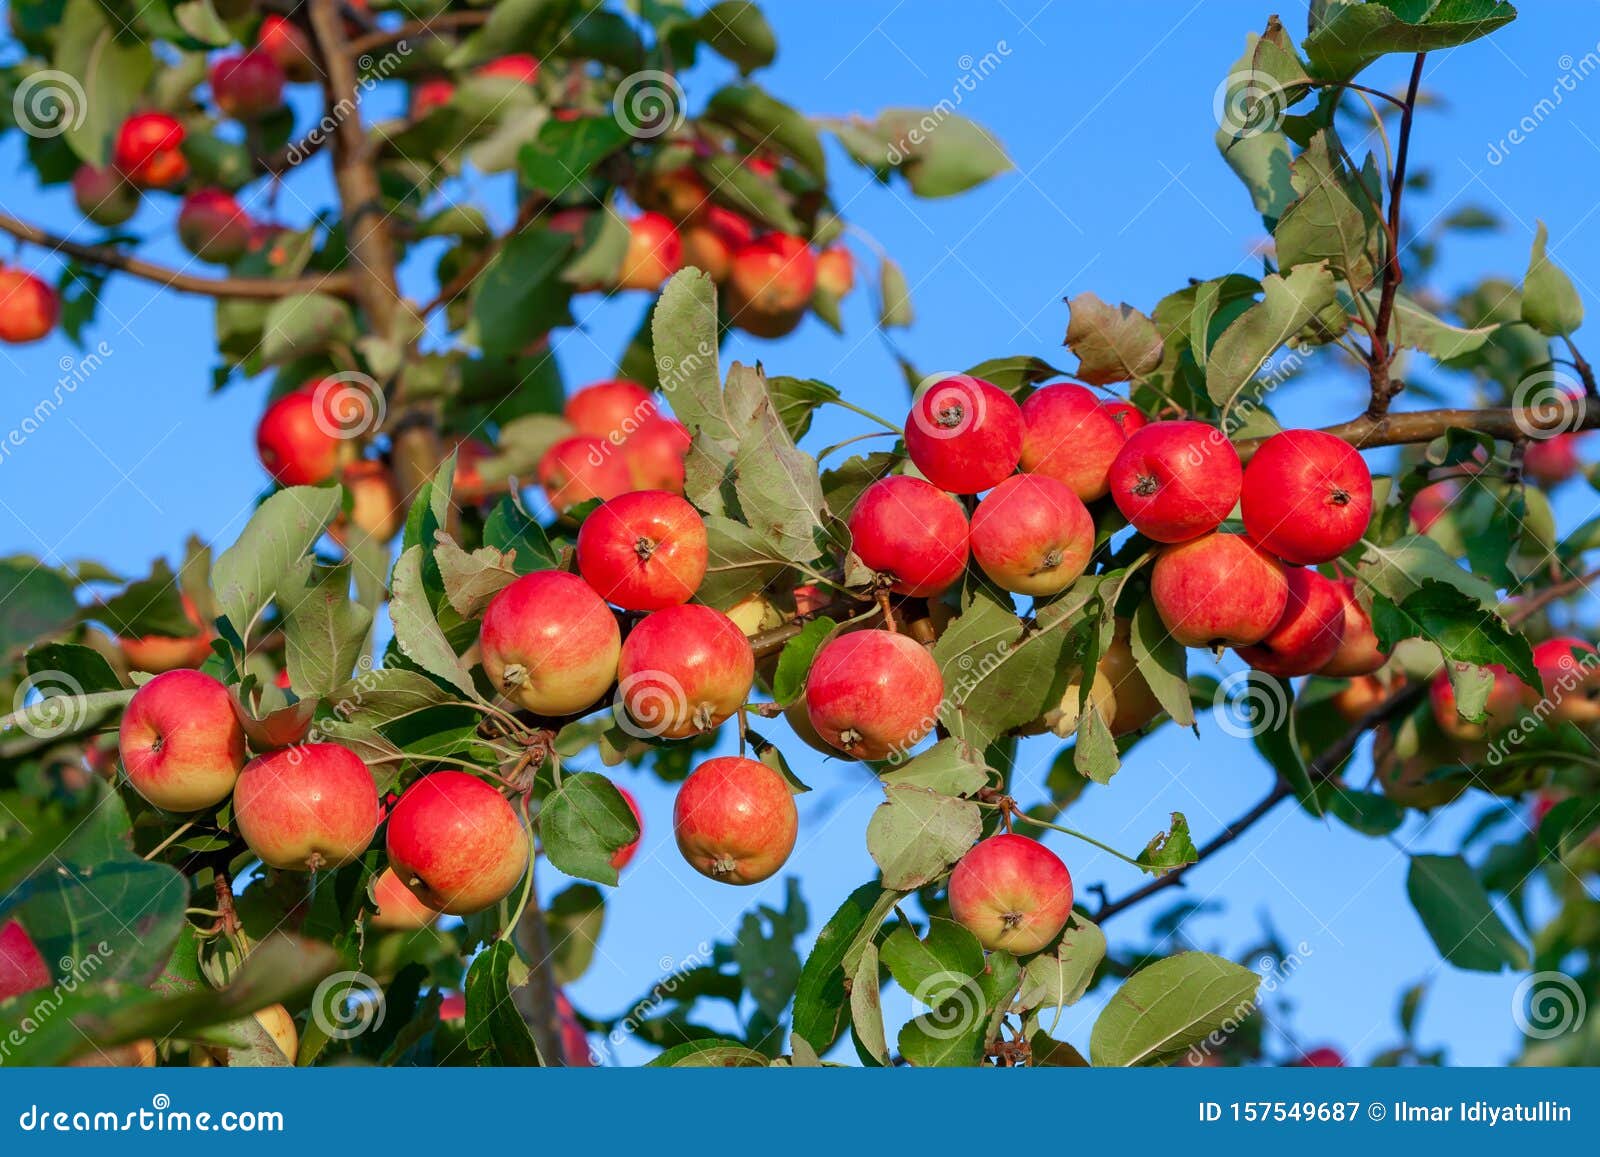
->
[[1304, 0, 1517, 82], [1275, 129, 1381, 290], [1019, 914, 1106, 1011], [482, 498, 561, 572], [1136, 813, 1199, 874], [1356, 533, 1500, 608], [1521, 220, 1584, 337], [880, 917, 984, 1004], [0, 561, 77, 655], [878, 108, 1012, 198], [732, 881, 806, 1021], [864, 785, 981, 891], [848, 941, 889, 1066], [464, 940, 543, 1065], [433, 535, 521, 619], [705, 84, 826, 179], [1064, 292, 1164, 384], [931, 590, 1075, 749], [1073, 707, 1120, 785], [1207, 263, 1339, 405], [97, 559, 194, 639], [212, 485, 342, 643], [792, 882, 899, 1054], [7, 856, 187, 987], [1089, 952, 1261, 1066], [471, 230, 574, 359], [963, 356, 1065, 395], [1129, 600, 1194, 728], [541, 772, 638, 887], [52, 0, 156, 165], [24, 642, 120, 693], [879, 257, 913, 329], [651, 269, 725, 439], [766, 376, 841, 441], [260, 293, 357, 364], [547, 883, 606, 985], [281, 563, 373, 698], [517, 116, 630, 198], [1369, 579, 1538, 690], [322, 668, 457, 726], [1216, 128, 1297, 225], [388, 545, 477, 697], [1239, 672, 1321, 813], [1406, 854, 1528, 972], [877, 737, 990, 796], [898, 949, 1018, 1067], [647, 1039, 769, 1067], [772, 617, 836, 706], [698, 1, 776, 74]]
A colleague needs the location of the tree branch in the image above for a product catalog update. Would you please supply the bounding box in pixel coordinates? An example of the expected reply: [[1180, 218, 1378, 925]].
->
[[1365, 52, 1426, 420], [346, 10, 490, 56], [511, 862, 568, 1065], [0, 211, 352, 300], [1239, 400, 1600, 459]]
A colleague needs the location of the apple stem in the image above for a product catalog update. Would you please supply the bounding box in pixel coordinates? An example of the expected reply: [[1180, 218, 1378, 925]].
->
[[987, 803, 1146, 871], [825, 396, 903, 434], [876, 589, 898, 633], [142, 819, 195, 861]]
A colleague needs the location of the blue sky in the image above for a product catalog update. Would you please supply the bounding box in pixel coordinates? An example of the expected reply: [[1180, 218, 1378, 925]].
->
[[3, 1, 1598, 1065]]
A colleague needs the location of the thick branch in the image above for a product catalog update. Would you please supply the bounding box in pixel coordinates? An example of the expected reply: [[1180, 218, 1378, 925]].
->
[[0, 211, 352, 300], [1239, 401, 1600, 459], [1366, 52, 1427, 419], [511, 863, 568, 1065]]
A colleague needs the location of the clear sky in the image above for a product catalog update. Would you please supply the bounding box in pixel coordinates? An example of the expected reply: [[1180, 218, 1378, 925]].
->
[[3, 0, 1598, 1065]]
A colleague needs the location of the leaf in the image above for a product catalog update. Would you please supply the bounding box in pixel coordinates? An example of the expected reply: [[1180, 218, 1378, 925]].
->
[[24, 642, 120, 693], [464, 940, 543, 1065], [647, 1039, 769, 1067], [865, 785, 981, 891], [482, 498, 561, 571], [1216, 128, 1296, 225], [880, 917, 984, 1003], [772, 617, 836, 706], [1206, 263, 1339, 405], [0, 688, 134, 745], [732, 891, 805, 1022], [471, 230, 573, 359], [1369, 579, 1538, 690], [878, 108, 1012, 198], [705, 84, 826, 178], [698, 1, 776, 74], [52, 0, 156, 165], [1382, 292, 1500, 360], [1356, 533, 1500, 609], [1129, 600, 1194, 728], [540, 772, 639, 887], [212, 485, 342, 642], [1074, 707, 1120, 785], [931, 590, 1076, 749], [0, 562, 77, 655], [1089, 952, 1261, 1066], [7, 856, 187, 987], [849, 941, 889, 1066], [1242, 672, 1320, 813], [1275, 129, 1381, 290], [879, 257, 913, 329], [96, 559, 194, 639], [517, 115, 629, 199], [1137, 813, 1199, 874], [651, 269, 726, 440], [898, 950, 1018, 1067], [1304, 0, 1517, 82], [1019, 914, 1106, 1011], [388, 546, 477, 697], [792, 882, 900, 1054], [767, 376, 841, 441], [281, 563, 373, 698], [322, 668, 457, 726], [547, 884, 606, 985], [728, 365, 830, 563], [877, 737, 990, 796], [698, 515, 793, 609], [260, 293, 357, 363], [1406, 854, 1528, 972], [433, 534, 521, 619], [1521, 220, 1584, 337], [963, 356, 1065, 395], [1064, 292, 1163, 385]]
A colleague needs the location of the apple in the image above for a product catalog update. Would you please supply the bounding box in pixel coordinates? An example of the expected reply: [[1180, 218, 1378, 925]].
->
[[564, 379, 656, 439], [480, 570, 621, 715], [1087, 618, 1165, 736], [1332, 674, 1387, 723], [1235, 568, 1346, 676], [113, 112, 187, 188], [386, 771, 529, 914], [577, 490, 707, 610], [476, 54, 541, 83], [538, 435, 632, 512], [1377, 747, 1467, 810], [616, 604, 754, 738], [1532, 637, 1600, 725], [814, 246, 855, 298], [1316, 578, 1387, 677], [1524, 433, 1586, 487], [1018, 383, 1126, 501], [673, 756, 797, 885], [617, 212, 682, 291], [253, 1003, 299, 1064], [556, 991, 593, 1065], [71, 164, 138, 226], [0, 269, 59, 344], [623, 416, 691, 492], [1100, 397, 1147, 437], [1149, 532, 1288, 647], [118, 593, 214, 673], [1108, 420, 1241, 543], [368, 866, 441, 931], [1410, 480, 1458, 532], [968, 474, 1095, 595], [1428, 665, 1530, 741], [847, 475, 970, 597], [612, 786, 643, 871], [1293, 1046, 1345, 1067], [636, 166, 708, 222], [330, 460, 403, 546], [233, 743, 380, 871], [1241, 429, 1373, 564], [256, 385, 343, 486], [947, 834, 1073, 955], [210, 52, 286, 119], [0, 919, 51, 1001], [118, 668, 245, 811], [804, 630, 943, 761], [257, 15, 316, 82], [725, 233, 816, 338], [409, 77, 456, 119], [681, 206, 755, 282], [178, 188, 252, 264], [725, 594, 783, 636], [904, 375, 1025, 494], [446, 436, 495, 505]]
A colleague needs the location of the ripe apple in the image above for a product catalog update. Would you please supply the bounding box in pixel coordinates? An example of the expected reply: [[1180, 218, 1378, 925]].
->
[[1236, 567, 1346, 676], [476, 54, 541, 83], [947, 834, 1073, 955], [564, 379, 656, 439], [681, 206, 755, 281], [636, 166, 708, 222], [113, 112, 187, 188], [118, 668, 245, 811], [1109, 420, 1241, 543], [0, 919, 51, 1001], [1532, 637, 1600, 725], [409, 76, 456, 119], [1410, 480, 1458, 532], [904, 376, 1024, 494], [1018, 383, 1126, 501], [968, 474, 1094, 595], [673, 756, 797, 884], [538, 435, 631, 512], [846, 475, 970, 597], [1100, 397, 1147, 437], [386, 771, 529, 914], [623, 416, 691, 492], [0, 269, 59, 344], [209, 52, 286, 119], [1376, 746, 1466, 810], [612, 786, 643, 871], [814, 246, 855, 298], [233, 743, 381, 871], [1316, 578, 1387, 677], [1241, 429, 1373, 564], [725, 233, 816, 338], [1524, 434, 1586, 488], [1095, 618, 1164, 735], [1332, 674, 1387, 723], [804, 630, 943, 761], [1293, 1046, 1345, 1067], [577, 490, 707, 610], [178, 189, 252, 264], [257, 15, 316, 82], [368, 866, 441, 931], [1428, 665, 1530, 741], [617, 212, 682, 291], [1149, 532, 1288, 647], [256, 385, 343, 486], [71, 164, 138, 226], [119, 593, 214, 672], [616, 604, 754, 738], [330, 460, 403, 547], [480, 570, 621, 715]]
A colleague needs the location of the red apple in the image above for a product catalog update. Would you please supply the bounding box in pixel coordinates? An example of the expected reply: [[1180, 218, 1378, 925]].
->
[[118, 669, 244, 812], [725, 233, 816, 338], [616, 604, 754, 738], [409, 76, 456, 119], [119, 593, 214, 673], [1149, 532, 1288, 647], [447, 436, 495, 505], [814, 246, 855, 298], [386, 771, 529, 914], [0, 269, 58, 344], [257, 15, 316, 83], [1532, 637, 1600, 725], [1241, 429, 1373, 564], [905, 375, 1024, 494], [71, 164, 138, 226], [1100, 397, 1147, 437], [1316, 578, 1387, 677], [1428, 665, 1530, 741], [256, 385, 343, 486], [556, 991, 593, 1065], [1018, 383, 1126, 501], [476, 54, 541, 84], [673, 756, 797, 885], [847, 475, 970, 597], [368, 866, 442, 931], [210, 52, 286, 120], [1410, 480, 1458, 532], [0, 919, 53, 1001], [1524, 434, 1586, 488], [577, 490, 707, 610], [1332, 674, 1388, 722], [623, 416, 691, 492], [330, 460, 403, 547], [564, 379, 656, 440], [681, 206, 755, 282], [617, 212, 682, 291], [947, 834, 1073, 955], [178, 188, 252, 264], [233, 743, 380, 871], [479, 571, 621, 715], [113, 112, 187, 188], [637, 166, 708, 222], [1235, 567, 1346, 676], [804, 630, 943, 761], [1293, 1046, 1345, 1067], [612, 786, 643, 871], [439, 992, 467, 1021], [968, 474, 1095, 596], [538, 435, 631, 512], [1109, 420, 1241, 543]]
